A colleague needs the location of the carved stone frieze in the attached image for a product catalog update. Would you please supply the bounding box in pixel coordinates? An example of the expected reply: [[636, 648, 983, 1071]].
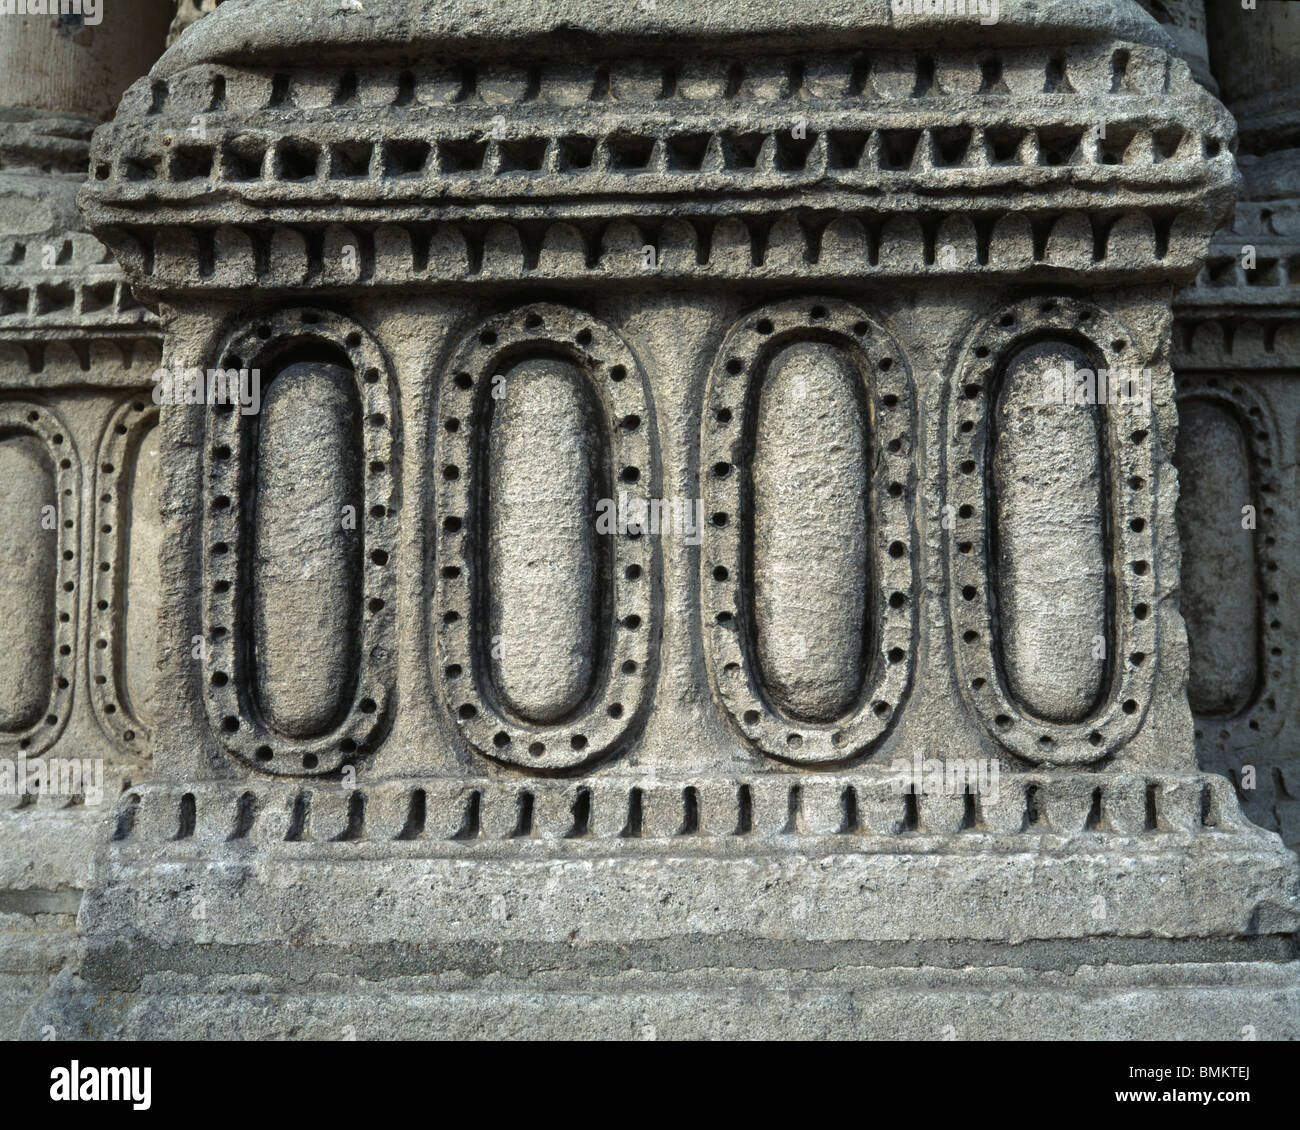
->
[[10, 0, 1300, 1040]]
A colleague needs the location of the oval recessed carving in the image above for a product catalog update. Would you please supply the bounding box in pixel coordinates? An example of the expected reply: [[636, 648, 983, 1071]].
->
[[752, 341, 869, 723], [90, 396, 162, 751], [433, 303, 659, 771], [1173, 376, 1284, 755], [252, 360, 364, 738], [992, 341, 1108, 723], [203, 310, 397, 776], [487, 357, 605, 724], [948, 297, 1157, 766], [0, 434, 57, 732], [702, 298, 916, 766], [1175, 399, 1258, 716], [0, 402, 78, 756]]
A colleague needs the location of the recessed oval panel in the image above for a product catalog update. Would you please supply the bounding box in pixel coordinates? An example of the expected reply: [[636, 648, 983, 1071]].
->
[[434, 304, 657, 772], [701, 299, 915, 765], [487, 357, 604, 724], [751, 341, 870, 723], [1174, 398, 1259, 716], [991, 340, 1108, 723], [122, 418, 163, 727], [251, 360, 363, 738], [0, 434, 56, 732]]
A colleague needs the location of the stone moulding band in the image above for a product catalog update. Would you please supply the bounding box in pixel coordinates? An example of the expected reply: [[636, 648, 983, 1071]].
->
[[121, 46, 1189, 118], [202, 308, 398, 776], [79, 40, 1236, 294], [0, 336, 163, 386], [1172, 314, 1300, 373], [108, 772, 1253, 848], [947, 296, 1159, 766], [433, 302, 659, 772], [0, 231, 151, 332], [0, 276, 148, 331], [92, 209, 1219, 294], [701, 297, 916, 767], [89, 113, 1224, 207], [0, 400, 80, 758], [1181, 243, 1300, 311], [84, 44, 1230, 210]]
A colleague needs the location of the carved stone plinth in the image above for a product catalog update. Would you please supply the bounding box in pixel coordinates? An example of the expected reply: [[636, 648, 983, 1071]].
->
[[21, 0, 1300, 1039], [0, 10, 167, 1034], [1171, 0, 1300, 852]]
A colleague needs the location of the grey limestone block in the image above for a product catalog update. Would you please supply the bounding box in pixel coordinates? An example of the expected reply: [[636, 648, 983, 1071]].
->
[[0, 12, 169, 1036], [1170, 1, 1300, 852], [4, 0, 1299, 1038]]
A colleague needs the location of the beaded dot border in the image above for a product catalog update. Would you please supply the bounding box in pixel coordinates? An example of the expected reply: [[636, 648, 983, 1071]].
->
[[434, 303, 659, 771], [1176, 376, 1286, 754], [0, 401, 79, 757], [202, 308, 397, 776], [947, 296, 1158, 766], [701, 298, 917, 767], [89, 395, 158, 752]]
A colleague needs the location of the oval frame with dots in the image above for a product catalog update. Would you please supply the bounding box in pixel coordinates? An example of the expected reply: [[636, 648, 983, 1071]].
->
[[947, 296, 1158, 766], [433, 303, 660, 772], [202, 308, 398, 777], [89, 394, 159, 753], [701, 298, 918, 767], [0, 400, 80, 759]]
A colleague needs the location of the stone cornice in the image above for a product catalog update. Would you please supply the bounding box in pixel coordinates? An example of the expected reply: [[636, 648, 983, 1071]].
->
[[152, 0, 1175, 75], [109, 772, 1260, 848], [81, 40, 1238, 294]]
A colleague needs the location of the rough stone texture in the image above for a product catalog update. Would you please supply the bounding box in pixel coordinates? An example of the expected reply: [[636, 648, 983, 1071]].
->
[[29, 961, 1300, 1041], [1169, 2, 1300, 852], [1173, 399, 1259, 718], [3, 0, 1299, 1039], [0, 435, 57, 732], [168, 0, 224, 47], [0, 12, 165, 1039], [752, 342, 869, 724], [487, 358, 603, 726], [1136, 1, 1215, 94], [251, 361, 363, 739], [0, 2, 171, 121], [991, 340, 1107, 725]]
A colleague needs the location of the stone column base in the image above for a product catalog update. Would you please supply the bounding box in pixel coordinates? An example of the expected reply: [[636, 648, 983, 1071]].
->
[[28, 961, 1300, 1041], [27, 772, 1300, 1040]]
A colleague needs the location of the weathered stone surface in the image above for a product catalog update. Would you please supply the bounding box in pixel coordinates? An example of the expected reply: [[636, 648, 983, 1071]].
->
[[1, 0, 1298, 1041], [252, 361, 363, 738], [1171, 2, 1300, 852], [1174, 398, 1260, 718], [0, 436, 56, 734], [1137, 0, 1215, 93], [751, 342, 869, 724], [487, 358, 603, 725], [0, 9, 164, 1039], [991, 341, 1108, 725], [28, 960, 1300, 1041]]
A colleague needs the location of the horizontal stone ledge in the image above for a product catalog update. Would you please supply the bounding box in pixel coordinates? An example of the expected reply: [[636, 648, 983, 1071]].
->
[[69, 936, 1300, 989], [29, 960, 1300, 1040], [83, 120, 1228, 195], [0, 337, 161, 383], [1171, 316, 1300, 371], [152, 0, 1179, 75], [74, 845, 1300, 952], [108, 772, 1264, 848], [85, 170, 1223, 212], [88, 206, 1219, 292]]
